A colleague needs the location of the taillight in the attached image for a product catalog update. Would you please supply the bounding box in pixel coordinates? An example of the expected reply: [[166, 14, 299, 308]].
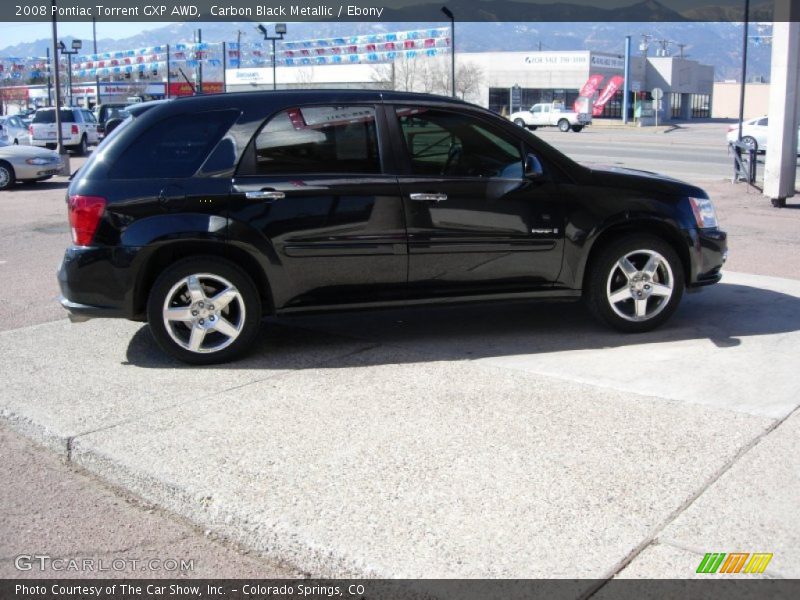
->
[[71, 124, 79, 135], [68, 195, 106, 246]]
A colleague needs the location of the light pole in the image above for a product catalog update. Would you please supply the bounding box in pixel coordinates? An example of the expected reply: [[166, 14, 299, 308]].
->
[[50, 0, 70, 174], [58, 38, 81, 106], [257, 23, 287, 91], [441, 6, 455, 97]]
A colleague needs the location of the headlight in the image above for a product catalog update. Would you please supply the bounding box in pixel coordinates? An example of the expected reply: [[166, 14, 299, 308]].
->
[[689, 197, 719, 229], [26, 157, 54, 165]]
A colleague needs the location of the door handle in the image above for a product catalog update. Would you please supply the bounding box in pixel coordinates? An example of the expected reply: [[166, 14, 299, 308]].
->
[[245, 190, 285, 200], [409, 192, 447, 202]]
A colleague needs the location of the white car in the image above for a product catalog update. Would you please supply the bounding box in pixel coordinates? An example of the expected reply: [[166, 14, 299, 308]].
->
[[30, 107, 100, 155], [0, 144, 64, 190], [726, 116, 800, 154], [0, 115, 31, 145]]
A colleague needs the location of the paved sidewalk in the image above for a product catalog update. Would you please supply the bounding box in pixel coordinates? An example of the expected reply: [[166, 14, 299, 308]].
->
[[1, 271, 798, 585]]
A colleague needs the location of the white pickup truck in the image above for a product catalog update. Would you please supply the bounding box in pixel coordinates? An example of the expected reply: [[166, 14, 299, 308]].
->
[[510, 102, 591, 133]]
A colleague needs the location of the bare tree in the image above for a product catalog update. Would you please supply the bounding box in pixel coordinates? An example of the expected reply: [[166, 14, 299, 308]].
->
[[455, 61, 484, 102], [294, 67, 315, 89], [369, 63, 394, 90]]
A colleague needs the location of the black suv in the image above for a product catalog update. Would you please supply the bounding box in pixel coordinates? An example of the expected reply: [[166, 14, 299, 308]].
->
[[59, 91, 726, 364]]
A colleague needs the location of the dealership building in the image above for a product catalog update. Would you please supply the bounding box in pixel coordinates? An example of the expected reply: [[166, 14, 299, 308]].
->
[[224, 49, 714, 121]]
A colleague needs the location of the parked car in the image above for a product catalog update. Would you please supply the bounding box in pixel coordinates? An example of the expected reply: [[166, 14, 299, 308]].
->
[[510, 101, 591, 132], [58, 91, 726, 364], [94, 103, 129, 138], [726, 116, 800, 154], [0, 144, 64, 190], [0, 115, 32, 145], [30, 107, 100, 155]]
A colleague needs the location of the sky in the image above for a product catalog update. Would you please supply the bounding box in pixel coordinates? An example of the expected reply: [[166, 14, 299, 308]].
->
[[0, 22, 166, 49]]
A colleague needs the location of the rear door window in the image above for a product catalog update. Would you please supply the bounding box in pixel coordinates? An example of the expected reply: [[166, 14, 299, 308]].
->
[[248, 106, 380, 175], [109, 110, 239, 179]]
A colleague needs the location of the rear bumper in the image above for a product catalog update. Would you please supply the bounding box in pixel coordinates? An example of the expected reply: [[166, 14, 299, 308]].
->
[[57, 245, 141, 320]]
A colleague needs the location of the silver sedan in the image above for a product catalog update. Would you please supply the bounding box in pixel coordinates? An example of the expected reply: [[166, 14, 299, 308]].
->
[[0, 144, 64, 190]]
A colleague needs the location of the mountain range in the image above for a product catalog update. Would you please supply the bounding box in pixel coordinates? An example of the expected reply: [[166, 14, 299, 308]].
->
[[0, 20, 774, 83]]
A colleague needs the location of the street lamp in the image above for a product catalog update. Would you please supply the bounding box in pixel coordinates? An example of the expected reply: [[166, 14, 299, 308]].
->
[[257, 23, 287, 91], [441, 6, 455, 97], [58, 38, 81, 106]]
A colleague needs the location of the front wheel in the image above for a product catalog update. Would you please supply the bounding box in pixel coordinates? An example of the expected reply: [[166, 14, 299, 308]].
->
[[513, 118, 527, 128], [558, 119, 571, 132], [0, 161, 15, 190], [585, 235, 684, 333], [147, 256, 262, 364]]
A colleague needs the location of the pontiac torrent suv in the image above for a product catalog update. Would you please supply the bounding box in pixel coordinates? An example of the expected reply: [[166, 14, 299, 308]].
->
[[59, 91, 727, 364]]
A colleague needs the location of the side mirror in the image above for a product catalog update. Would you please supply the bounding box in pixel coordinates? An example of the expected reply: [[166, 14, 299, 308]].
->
[[525, 153, 544, 179]]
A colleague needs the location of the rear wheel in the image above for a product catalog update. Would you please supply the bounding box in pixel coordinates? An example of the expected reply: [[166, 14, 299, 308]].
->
[[741, 136, 758, 153], [558, 119, 571, 132], [147, 256, 262, 365], [77, 135, 88, 156], [585, 235, 684, 333], [0, 161, 15, 191]]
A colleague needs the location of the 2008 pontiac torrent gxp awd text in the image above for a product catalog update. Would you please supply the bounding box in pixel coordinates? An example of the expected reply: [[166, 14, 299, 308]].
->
[[59, 91, 727, 364]]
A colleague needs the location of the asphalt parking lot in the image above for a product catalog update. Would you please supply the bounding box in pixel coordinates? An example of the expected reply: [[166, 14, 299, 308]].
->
[[1, 125, 798, 589]]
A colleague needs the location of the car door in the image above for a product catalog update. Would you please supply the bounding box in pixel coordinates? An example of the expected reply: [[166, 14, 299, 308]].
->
[[230, 104, 407, 310], [388, 105, 565, 298], [82, 110, 99, 143], [530, 105, 545, 126]]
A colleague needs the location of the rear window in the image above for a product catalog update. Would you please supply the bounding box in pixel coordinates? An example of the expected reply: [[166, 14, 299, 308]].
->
[[109, 110, 239, 179], [33, 110, 75, 124]]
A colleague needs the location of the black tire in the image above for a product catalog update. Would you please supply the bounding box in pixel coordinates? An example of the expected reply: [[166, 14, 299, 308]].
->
[[571, 125, 584, 133], [529, 125, 537, 131], [585, 234, 685, 333], [13, 138, 19, 145], [147, 256, 262, 365], [0, 161, 15, 191], [558, 119, 571, 132], [513, 118, 527, 128], [741, 136, 758, 153], [77, 135, 88, 156]]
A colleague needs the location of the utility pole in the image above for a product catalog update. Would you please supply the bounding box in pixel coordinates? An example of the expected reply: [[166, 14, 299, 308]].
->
[[236, 30, 245, 69], [677, 43, 687, 59], [639, 33, 651, 57], [92, 16, 99, 106], [46, 47, 52, 106], [50, 0, 70, 174], [196, 28, 203, 94], [737, 0, 750, 142]]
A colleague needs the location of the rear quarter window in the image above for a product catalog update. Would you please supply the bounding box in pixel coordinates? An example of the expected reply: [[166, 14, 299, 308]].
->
[[108, 110, 239, 179]]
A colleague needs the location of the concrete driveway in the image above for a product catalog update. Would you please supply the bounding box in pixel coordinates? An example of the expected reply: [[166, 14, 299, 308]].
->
[[1, 271, 798, 587]]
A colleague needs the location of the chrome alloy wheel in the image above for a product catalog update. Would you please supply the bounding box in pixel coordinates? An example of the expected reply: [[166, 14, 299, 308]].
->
[[162, 273, 245, 354], [606, 249, 674, 322], [0, 165, 10, 188]]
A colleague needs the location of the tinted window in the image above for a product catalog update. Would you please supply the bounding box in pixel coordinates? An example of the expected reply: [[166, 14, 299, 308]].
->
[[82, 110, 96, 123], [33, 110, 75, 123], [251, 106, 380, 175], [109, 110, 238, 179], [756, 117, 768, 126], [396, 107, 523, 178]]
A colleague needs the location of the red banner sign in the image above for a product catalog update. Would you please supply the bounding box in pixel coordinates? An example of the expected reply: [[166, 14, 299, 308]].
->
[[593, 75, 624, 116]]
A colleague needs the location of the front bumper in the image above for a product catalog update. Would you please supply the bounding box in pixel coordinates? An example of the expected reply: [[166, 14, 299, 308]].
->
[[687, 228, 727, 288]]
